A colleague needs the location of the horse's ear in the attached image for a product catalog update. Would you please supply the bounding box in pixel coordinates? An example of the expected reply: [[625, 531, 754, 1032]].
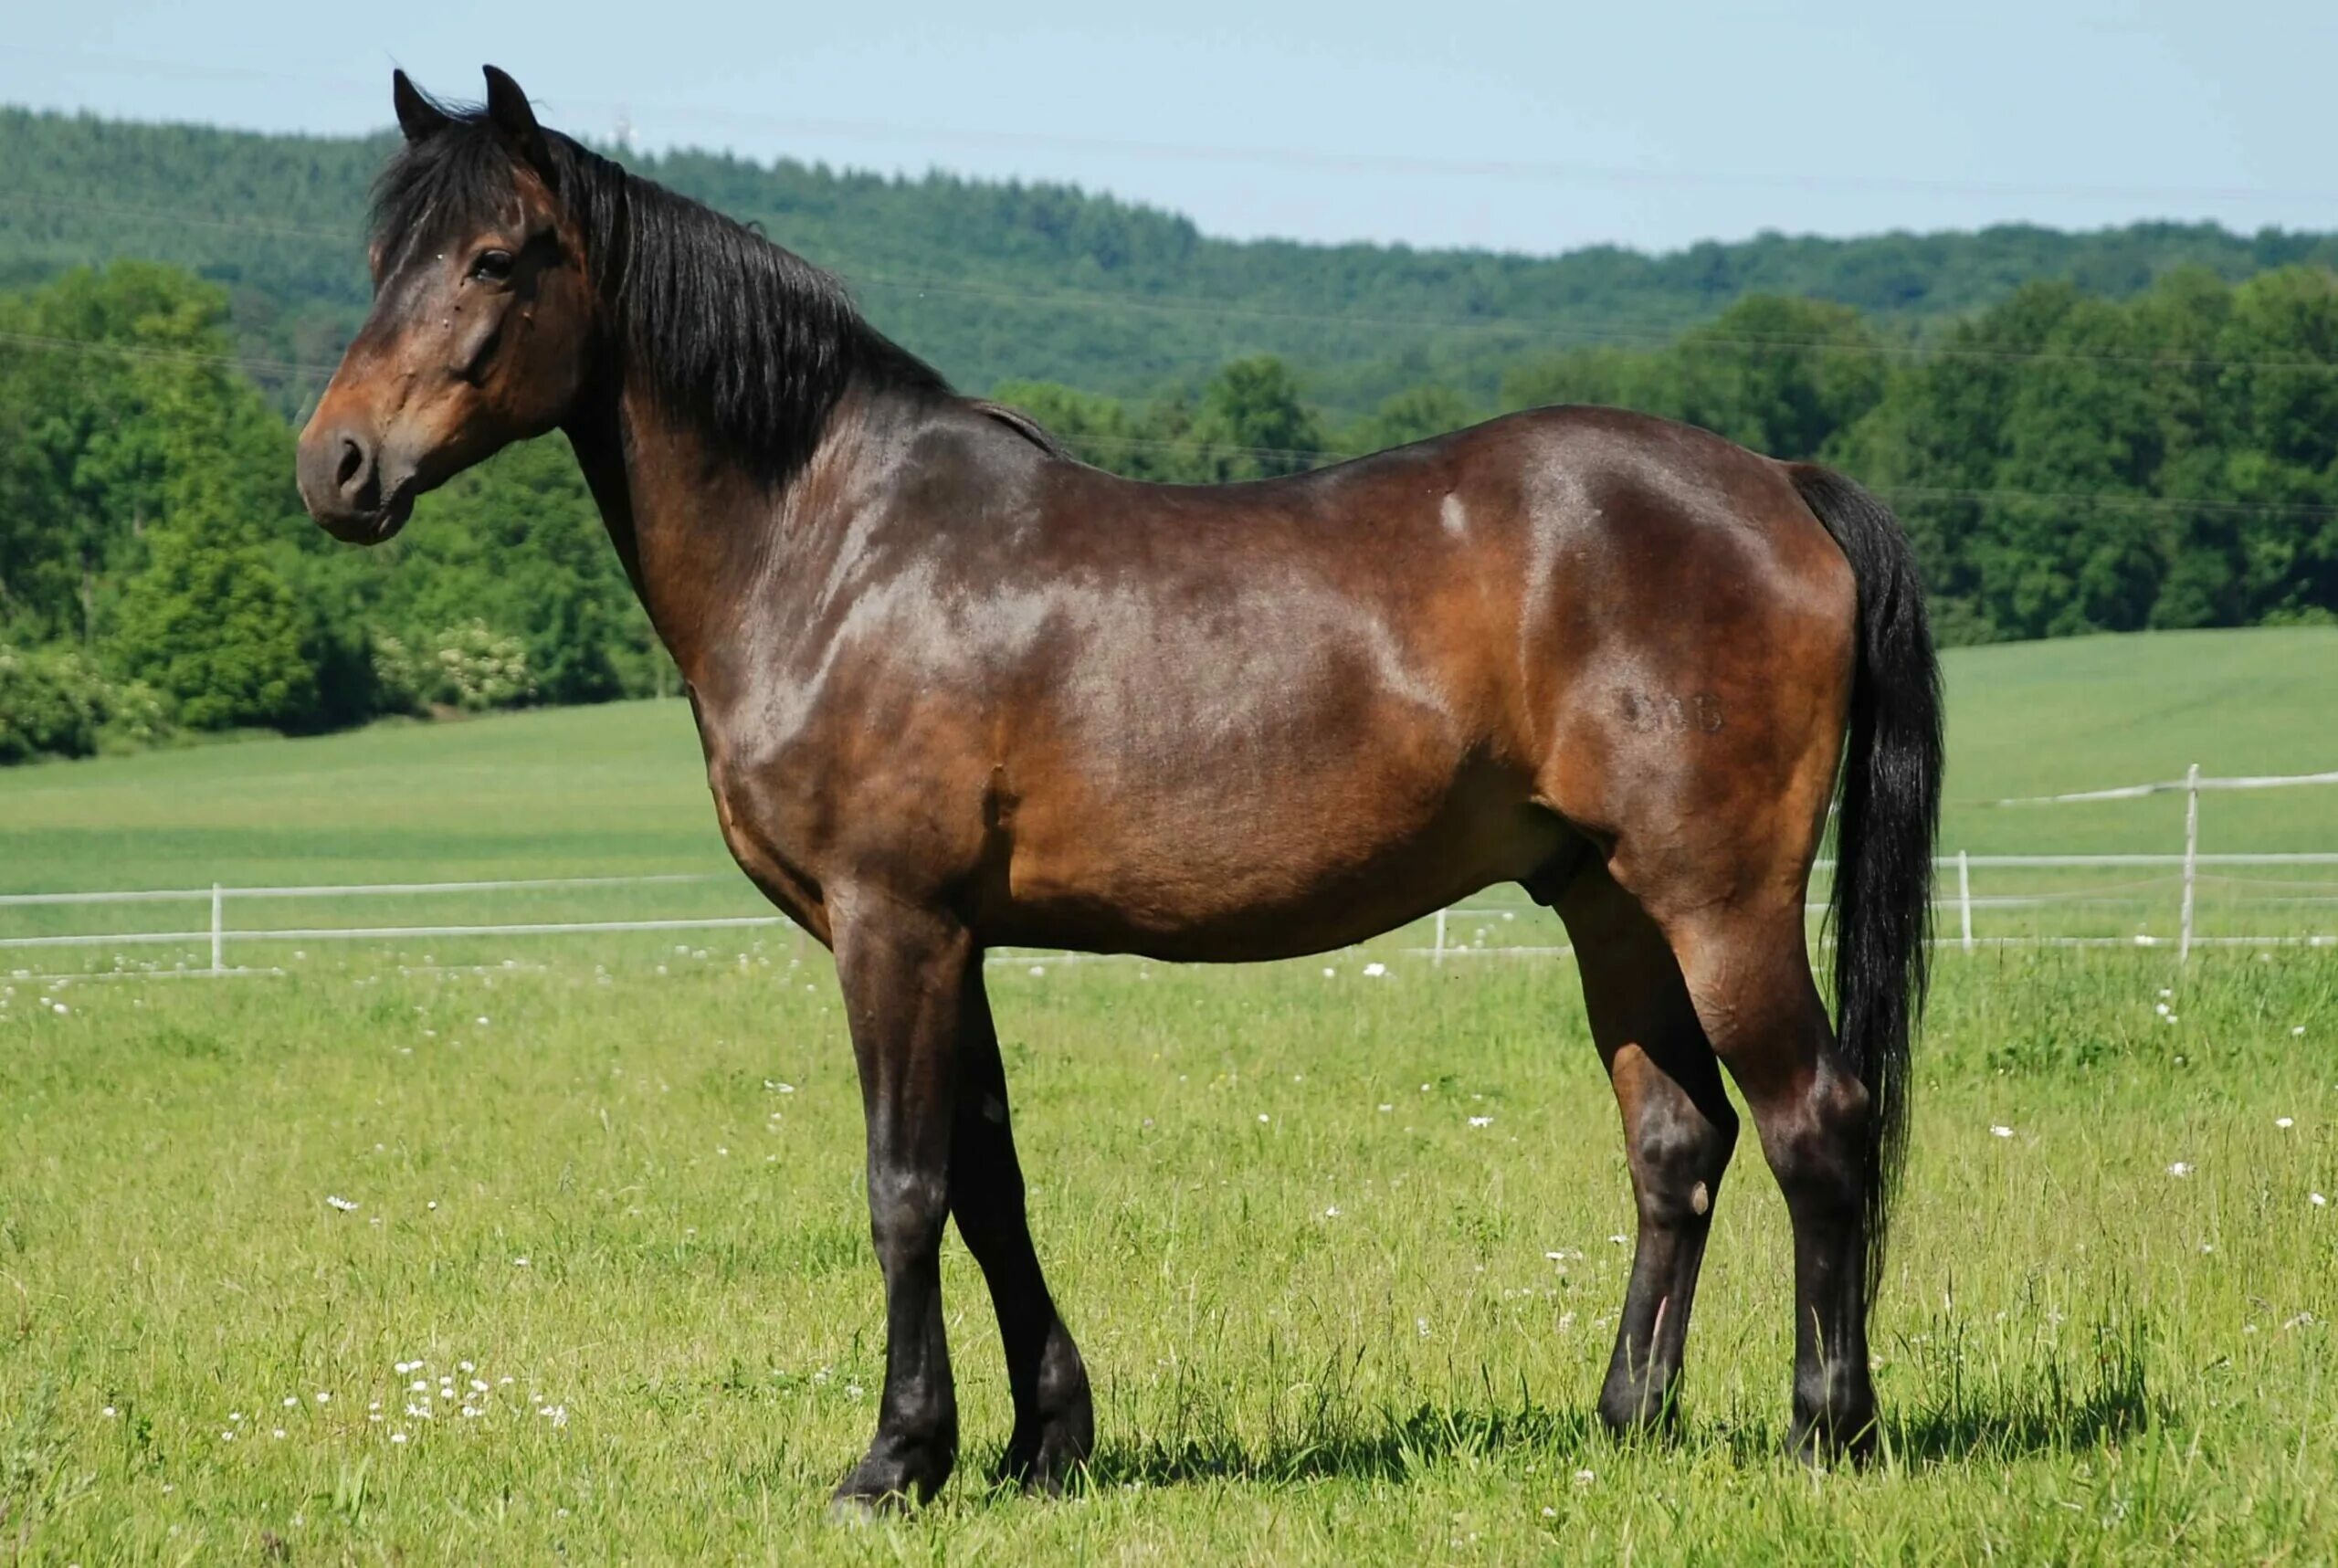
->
[[392, 69, 452, 142], [481, 65, 552, 174]]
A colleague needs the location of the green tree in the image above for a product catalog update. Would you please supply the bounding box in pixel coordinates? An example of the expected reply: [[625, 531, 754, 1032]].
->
[[112, 524, 314, 730], [1188, 357, 1326, 480]]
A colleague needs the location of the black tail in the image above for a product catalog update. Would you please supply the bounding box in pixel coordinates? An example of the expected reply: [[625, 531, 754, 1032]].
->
[[1790, 465, 1943, 1309]]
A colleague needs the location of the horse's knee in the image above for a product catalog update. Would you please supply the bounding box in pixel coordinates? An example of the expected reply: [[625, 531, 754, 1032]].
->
[[1628, 1094, 1737, 1226], [869, 1168, 950, 1263]]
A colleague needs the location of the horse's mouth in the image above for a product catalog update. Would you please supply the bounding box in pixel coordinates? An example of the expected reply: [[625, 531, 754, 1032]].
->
[[369, 489, 416, 542], [315, 486, 414, 546]]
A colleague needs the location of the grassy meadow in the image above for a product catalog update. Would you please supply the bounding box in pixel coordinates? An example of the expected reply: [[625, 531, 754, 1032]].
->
[[3, 625, 2337, 1563]]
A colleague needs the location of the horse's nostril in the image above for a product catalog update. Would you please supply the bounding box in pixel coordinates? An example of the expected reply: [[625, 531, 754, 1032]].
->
[[335, 435, 368, 493]]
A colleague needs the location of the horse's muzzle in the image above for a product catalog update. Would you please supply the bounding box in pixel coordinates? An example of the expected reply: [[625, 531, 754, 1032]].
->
[[298, 425, 412, 544]]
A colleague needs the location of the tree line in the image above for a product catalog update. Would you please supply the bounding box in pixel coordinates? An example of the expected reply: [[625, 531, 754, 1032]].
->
[[8, 104, 2338, 422], [2, 258, 2333, 763]]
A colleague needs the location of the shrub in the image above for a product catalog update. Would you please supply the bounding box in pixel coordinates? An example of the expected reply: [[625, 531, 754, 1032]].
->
[[368, 633, 427, 717], [0, 644, 169, 763], [428, 621, 535, 711]]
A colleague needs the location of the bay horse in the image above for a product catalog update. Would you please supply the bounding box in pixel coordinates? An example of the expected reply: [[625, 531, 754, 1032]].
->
[[297, 67, 1943, 1509]]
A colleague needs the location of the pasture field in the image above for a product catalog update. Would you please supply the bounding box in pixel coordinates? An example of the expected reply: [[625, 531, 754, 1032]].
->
[[3, 951, 2334, 1563], [2, 625, 2336, 1563]]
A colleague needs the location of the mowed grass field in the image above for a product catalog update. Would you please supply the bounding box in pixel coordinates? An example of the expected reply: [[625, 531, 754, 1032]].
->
[[3, 626, 2337, 1563]]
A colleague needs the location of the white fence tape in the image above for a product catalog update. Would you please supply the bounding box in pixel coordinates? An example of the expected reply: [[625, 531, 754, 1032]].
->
[[6, 848, 2338, 976]]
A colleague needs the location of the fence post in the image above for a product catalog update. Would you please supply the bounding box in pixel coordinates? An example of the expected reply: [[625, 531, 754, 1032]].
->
[[1957, 850, 1974, 953], [2178, 763, 2200, 964], [210, 883, 226, 975], [1433, 908, 1448, 965]]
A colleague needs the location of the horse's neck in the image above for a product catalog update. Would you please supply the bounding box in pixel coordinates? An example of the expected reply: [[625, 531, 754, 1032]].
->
[[563, 372, 898, 698]]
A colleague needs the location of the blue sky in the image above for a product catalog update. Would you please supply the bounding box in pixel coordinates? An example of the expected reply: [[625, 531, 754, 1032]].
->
[[1, 1, 2330, 256]]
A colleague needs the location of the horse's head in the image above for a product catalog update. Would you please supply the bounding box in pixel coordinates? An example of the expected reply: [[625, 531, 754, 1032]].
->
[[298, 68, 599, 543]]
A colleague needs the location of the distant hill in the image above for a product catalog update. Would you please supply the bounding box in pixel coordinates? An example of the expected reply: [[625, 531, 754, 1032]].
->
[[6, 104, 2337, 415]]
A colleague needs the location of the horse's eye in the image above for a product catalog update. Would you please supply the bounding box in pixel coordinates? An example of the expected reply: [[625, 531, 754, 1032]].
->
[[470, 248, 515, 282]]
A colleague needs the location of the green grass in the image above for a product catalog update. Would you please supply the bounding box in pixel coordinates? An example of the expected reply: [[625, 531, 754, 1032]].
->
[[3, 952, 2333, 1562], [2, 626, 2336, 1561]]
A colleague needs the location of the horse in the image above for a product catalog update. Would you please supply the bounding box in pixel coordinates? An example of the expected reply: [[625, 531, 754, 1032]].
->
[[297, 66, 1943, 1510]]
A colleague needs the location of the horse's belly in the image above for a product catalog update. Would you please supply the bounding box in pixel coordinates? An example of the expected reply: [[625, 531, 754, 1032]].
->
[[993, 756, 1564, 961]]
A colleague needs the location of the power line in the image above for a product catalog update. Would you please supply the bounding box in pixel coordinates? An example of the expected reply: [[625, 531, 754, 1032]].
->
[[0, 328, 326, 380], [9, 189, 2338, 377], [0, 192, 353, 244], [852, 270, 2338, 374], [10, 42, 2336, 206]]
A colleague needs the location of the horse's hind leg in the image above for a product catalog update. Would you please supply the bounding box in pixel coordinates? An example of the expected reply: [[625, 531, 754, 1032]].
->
[[1663, 900, 1876, 1460], [948, 971, 1094, 1490], [1554, 867, 1738, 1436]]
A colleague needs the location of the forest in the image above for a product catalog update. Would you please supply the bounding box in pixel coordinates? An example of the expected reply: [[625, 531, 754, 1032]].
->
[[1, 108, 2333, 762]]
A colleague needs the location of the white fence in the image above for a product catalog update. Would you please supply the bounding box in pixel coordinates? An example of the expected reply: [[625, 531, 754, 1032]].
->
[[0, 873, 775, 974], [1989, 763, 2338, 959], [6, 853, 2338, 979]]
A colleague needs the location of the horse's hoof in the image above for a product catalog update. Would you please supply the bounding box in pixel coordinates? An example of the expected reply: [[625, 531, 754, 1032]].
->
[[1788, 1416, 1878, 1470], [1596, 1387, 1681, 1445], [994, 1413, 1094, 1496], [827, 1488, 912, 1525]]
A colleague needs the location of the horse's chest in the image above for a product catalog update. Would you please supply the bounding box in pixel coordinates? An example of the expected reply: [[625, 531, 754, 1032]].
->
[[691, 698, 837, 942]]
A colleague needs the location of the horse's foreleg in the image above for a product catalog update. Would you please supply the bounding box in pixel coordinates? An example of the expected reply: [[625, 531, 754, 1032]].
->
[[948, 972, 1094, 1490], [1558, 870, 1737, 1436], [830, 897, 971, 1511]]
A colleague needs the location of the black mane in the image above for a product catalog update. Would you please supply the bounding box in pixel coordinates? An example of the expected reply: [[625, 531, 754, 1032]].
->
[[369, 97, 951, 482]]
